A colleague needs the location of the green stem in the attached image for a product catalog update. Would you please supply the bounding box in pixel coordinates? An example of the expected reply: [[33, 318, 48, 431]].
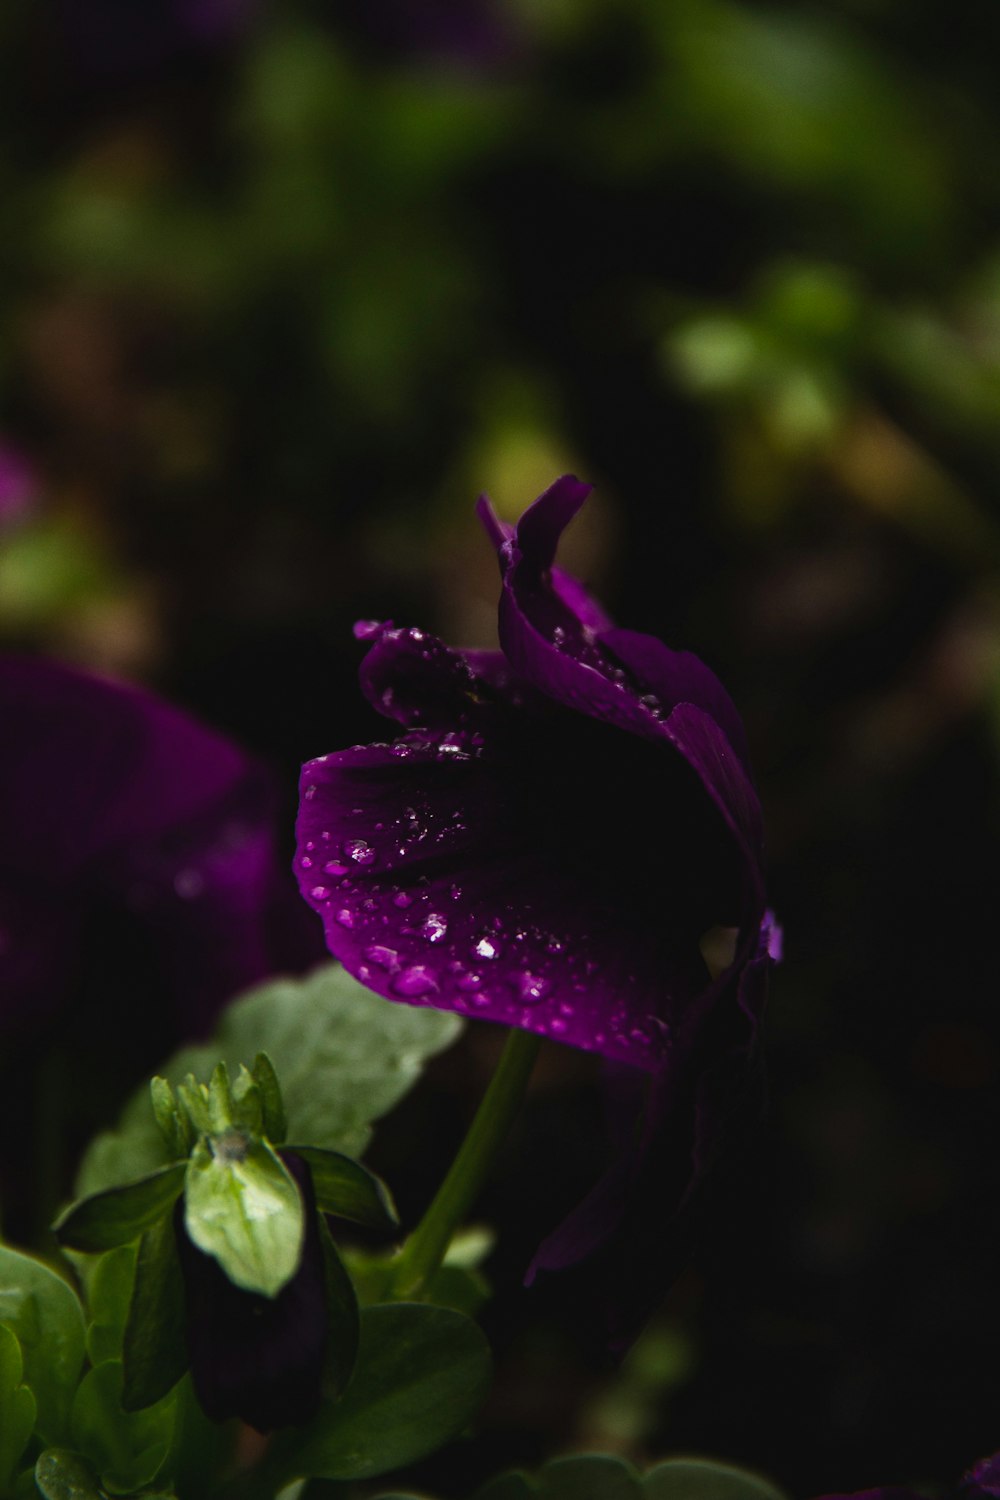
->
[[391, 1027, 541, 1300]]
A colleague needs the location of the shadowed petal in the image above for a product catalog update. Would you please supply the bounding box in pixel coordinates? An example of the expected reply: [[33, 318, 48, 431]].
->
[[177, 1154, 327, 1432], [298, 739, 721, 1070]]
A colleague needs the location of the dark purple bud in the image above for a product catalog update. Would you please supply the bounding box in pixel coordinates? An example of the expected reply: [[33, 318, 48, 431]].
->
[[176, 1153, 327, 1432]]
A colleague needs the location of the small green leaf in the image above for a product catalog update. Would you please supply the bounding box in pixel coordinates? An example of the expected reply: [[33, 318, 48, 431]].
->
[[54, 1163, 187, 1253], [0, 1246, 86, 1444], [184, 1136, 304, 1297], [70, 1361, 175, 1496], [271, 1302, 491, 1483], [34, 1449, 105, 1500], [286, 1147, 398, 1230], [252, 1052, 286, 1143], [231, 1065, 264, 1135], [207, 1063, 234, 1133], [0, 1323, 37, 1486], [643, 1458, 789, 1500], [77, 963, 463, 1197], [122, 1216, 188, 1413], [86, 1245, 138, 1366], [150, 1079, 191, 1160], [472, 1476, 535, 1500], [175, 1078, 212, 1138], [316, 1218, 360, 1402], [540, 1456, 640, 1500]]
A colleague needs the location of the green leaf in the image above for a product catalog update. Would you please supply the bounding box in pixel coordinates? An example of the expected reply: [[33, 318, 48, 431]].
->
[[70, 1360, 175, 1496], [76, 963, 463, 1197], [86, 1245, 138, 1366], [231, 1065, 264, 1136], [54, 1163, 187, 1252], [0, 1246, 86, 1444], [286, 1147, 398, 1230], [252, 1052, 287, 1143], [316, 1218, 360, 1402], [207, 1063, 235, 1133], [149, 1079, 191, 1161], [472, 1478, 534, 1500], [122, 1216, 188, 1413], [271, 1302, 491, 1483], [538, 1457, 640, 1500], [0, 1323, 37, 1487], [184, 1135, 304, 1297], [643, 1458, 788, 1500], [34, 1449, 105, 1500]]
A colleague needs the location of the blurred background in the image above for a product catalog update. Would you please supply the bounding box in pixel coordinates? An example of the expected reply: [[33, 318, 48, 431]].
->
[[2, 0, 1000, 1494]]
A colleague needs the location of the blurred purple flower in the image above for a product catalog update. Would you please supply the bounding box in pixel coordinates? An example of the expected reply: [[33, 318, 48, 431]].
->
[[813, 1449, 1000, 1499], [0, 443, 37, 529], [0, 655, 314, 1044], [51, 0, 255, 77], [176, 1152, 327, 1432], [296, 476, 773, 1340], [338, 0, 519, 71]]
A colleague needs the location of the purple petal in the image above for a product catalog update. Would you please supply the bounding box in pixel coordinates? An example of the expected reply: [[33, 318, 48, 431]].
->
[[177, 1154, 327, 1432], [528, 920, 771, 1348], [298, 729, 728, 1070], [964, 1453, 1000, 1497], [0, 656, 318, 1039]]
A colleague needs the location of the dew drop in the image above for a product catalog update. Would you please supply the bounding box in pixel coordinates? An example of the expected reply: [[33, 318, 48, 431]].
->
[[457, 972, 483, 992], [449, 883, 463, 901], [310, 885, 330, 900], [392, 965, 438, 997], [324, 860, 350, 876], [335, 908, 355, 928], [422, 913, 448, 943], [304, 784, 317, 801], [550, 1018, 568, 1035], [393, 890, 413, 908], [300, 855, 313, 869], [343, 838, 376, 866], [512, 971, 549, 1004], [552, 624, 567, 648], [353, 619, 383, 640], [365, 944, 399, 970], [474, 936, 500, 960]]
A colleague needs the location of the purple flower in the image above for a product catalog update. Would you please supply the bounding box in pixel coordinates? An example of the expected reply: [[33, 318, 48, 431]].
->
[[812, 1449, 1000, 1500], [0, 655, 315, 1043], [175, 1152, 328, 1432], [0, 442, 37, 529], [295, 476, 772, 1338]]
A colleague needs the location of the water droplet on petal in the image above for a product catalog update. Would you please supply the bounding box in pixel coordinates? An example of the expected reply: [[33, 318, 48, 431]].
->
[[457, 972, 482, 991], [511, 971, 549, 1004], [393, 890, 413, 908], [304, 784, 317, 801], [325, 860, 350, 876], [310, 885, 330, 900], [422, 913, 448, 943], [365, 944, 399, 970], [335, 908, 355, 928], [353, 619, 383, 640], [474, 937, 500, 960], [300, 856, 313, 869], [392, 965, 438, 997], [343, 838, 376, 866], [550, 1018, 568, 1035]]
